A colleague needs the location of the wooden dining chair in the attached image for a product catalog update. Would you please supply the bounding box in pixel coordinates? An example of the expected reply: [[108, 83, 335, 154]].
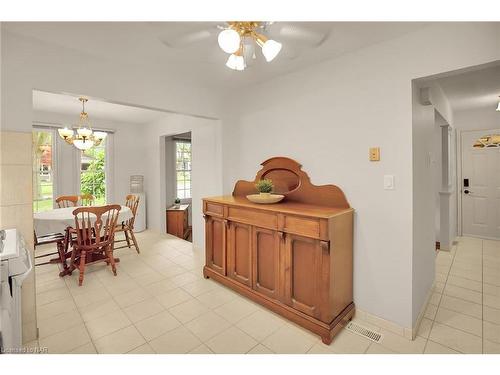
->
[[114, 194, 140, 253], [80, 193, 95, 206], [69, 205, 121, 286], [33, 231, 66, 267], [56, 195, 79, 208]]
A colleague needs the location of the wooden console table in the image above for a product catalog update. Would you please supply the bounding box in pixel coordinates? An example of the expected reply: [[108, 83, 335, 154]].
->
[[166, 204, 190, 239], [203, 157, 354, 344]]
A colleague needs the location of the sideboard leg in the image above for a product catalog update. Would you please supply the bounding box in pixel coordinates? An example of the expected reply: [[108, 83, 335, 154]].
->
[[321, 335, 333, 345]]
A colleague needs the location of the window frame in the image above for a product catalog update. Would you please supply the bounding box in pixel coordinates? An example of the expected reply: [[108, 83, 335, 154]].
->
[[32, 126, 57, 212], [174, 139, 192, 202]]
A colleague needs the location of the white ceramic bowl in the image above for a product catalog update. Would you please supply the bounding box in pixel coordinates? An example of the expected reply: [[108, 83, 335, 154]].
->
[[246, 194, 285, 204]]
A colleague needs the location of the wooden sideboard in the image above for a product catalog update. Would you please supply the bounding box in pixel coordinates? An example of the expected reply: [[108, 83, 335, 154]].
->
[[203, 157, 354, 344]]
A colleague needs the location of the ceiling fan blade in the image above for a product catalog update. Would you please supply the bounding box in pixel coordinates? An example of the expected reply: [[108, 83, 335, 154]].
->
[[160, 27, 218, 48], [271, 24, 329, 46]]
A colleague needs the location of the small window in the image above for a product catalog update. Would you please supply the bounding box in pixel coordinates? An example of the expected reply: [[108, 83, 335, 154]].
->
[[175, 140, 191, 200], [33, 129, 55, 212], [473, 134, 500, 148]]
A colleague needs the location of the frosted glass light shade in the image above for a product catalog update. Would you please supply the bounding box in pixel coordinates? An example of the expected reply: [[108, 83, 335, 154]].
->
[[93, 131, 107, 140], [261, 39, 282, 62], [218, 29, 241, 54], [496, 101, 500, 111], [226, 54, 245, 71], [73, 138, 94, 150], [58, 127, 74, 139], [77, 127, 93, 138]]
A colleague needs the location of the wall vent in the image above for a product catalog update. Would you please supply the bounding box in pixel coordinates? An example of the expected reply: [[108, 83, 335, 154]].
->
[[345, 322, 383, 343]]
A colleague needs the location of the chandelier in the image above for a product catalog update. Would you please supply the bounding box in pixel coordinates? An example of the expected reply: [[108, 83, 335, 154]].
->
[[57, 97, 106, 151], [217, 22, 282, 71]]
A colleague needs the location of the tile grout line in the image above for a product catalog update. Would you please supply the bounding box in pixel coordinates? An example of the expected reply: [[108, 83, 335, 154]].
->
[[423, 241, 457, 354]]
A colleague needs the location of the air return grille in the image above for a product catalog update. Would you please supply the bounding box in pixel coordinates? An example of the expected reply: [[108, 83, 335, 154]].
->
[[345, 322, 383, 343]]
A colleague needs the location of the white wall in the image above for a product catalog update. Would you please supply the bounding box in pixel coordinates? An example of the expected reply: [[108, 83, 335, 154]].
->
[[144, 114, 222, 249], [453, 107, 500, 132], [1, 29, 221, 134], [220, 23, 500, 329]]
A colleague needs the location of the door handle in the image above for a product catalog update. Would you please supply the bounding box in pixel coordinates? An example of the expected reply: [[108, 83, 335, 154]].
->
[[463, 189, 473, 195]]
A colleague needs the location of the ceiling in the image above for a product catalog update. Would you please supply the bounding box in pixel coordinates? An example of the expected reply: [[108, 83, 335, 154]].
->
[[5, 22, 430, 89], [435, 63, 500, 113], [33, 90, 167, 125]]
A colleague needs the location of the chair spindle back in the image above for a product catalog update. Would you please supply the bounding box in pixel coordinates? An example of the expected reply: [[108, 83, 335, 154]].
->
[[56, 195, 79, 208], [124, 194, 140, 229], [72, 205, 121, 250], [80, 193, 96, 206]]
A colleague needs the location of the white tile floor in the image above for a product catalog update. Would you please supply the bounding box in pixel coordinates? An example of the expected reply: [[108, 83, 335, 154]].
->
[[27, 231, 500, 354]]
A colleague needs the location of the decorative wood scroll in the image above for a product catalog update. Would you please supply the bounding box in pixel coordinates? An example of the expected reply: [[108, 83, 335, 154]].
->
[[232, 157, 350, 209]]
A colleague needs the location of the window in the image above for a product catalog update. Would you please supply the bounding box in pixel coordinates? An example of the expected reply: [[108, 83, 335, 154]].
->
[[175, 140, 191, 200], [32, 128, 55, 212], [80, 139, 107, 205]]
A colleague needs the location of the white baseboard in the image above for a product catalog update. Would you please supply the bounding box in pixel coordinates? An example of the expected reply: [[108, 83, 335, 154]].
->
[[355, 309, 413, 340], [355, 281, 435, 341], [411, 281, 435, 339]]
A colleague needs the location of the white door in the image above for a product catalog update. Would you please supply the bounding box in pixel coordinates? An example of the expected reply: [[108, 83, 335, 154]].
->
[[461, 129, 500, 239]]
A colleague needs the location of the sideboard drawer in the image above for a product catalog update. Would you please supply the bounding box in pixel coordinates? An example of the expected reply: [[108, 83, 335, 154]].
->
[[283, 215, 321, 239], [227, 206, 277, 229], [204, 201, 224, 217]]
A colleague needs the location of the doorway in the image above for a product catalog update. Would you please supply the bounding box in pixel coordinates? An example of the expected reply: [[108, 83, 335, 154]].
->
[[460, 129, 500, 240], [164, 132, 192, 242]]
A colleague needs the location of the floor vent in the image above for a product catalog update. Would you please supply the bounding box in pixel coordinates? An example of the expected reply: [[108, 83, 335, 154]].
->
[[345, 322, 383, 343]]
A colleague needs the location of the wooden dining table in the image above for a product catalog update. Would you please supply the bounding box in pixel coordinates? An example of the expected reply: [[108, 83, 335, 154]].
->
[[34, 205, 133, 276]]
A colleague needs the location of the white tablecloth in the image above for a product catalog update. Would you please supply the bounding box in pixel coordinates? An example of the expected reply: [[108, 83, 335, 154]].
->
[[34, 206, 133, 237]]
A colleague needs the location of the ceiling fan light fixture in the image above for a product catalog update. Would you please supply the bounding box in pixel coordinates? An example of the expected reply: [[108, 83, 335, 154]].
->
[[226, 53, 245, 71], [261, 39, 282, 62], [254, 32, 282, 62], [218, 28, 241, 54]]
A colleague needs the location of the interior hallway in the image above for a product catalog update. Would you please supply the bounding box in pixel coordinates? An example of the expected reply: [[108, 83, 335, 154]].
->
[[27, 231, 500, 354]]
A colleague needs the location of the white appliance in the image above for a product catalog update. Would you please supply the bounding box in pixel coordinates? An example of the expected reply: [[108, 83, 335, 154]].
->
[[0, 229, 33, 353], [130, 175, 146, 232]]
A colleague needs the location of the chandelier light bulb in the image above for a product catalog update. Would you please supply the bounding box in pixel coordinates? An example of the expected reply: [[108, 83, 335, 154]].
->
[[93, 131, 107, 141], [226, 54, 245, 71], [261, 39, 282, 62], [73, 138, 94, 151], [218, 29, 241, 54], [58, 127, 74, 139], [77, 127, 92, 138]]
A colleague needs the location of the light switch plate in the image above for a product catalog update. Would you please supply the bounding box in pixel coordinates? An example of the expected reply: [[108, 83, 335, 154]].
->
[[384, 175, 395, 190], [369, 147, 380, 161]]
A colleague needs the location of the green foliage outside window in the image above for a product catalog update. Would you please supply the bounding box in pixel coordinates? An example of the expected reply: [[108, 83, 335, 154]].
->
[[81, 148, 106, 200]]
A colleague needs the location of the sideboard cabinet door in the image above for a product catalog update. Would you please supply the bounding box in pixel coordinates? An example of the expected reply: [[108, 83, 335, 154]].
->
[[227, 222, 253, 287], [252, 227, 280, 299], [283, 233, 323, 319], [205, 216, 227, 275]]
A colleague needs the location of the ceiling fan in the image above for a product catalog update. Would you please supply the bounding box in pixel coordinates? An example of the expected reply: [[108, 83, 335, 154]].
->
[[158, 22, 330, 71]]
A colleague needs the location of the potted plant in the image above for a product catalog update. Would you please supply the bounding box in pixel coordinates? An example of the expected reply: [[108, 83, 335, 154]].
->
[[174, 197, 181, 209], [255, 179, 274, 197]]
